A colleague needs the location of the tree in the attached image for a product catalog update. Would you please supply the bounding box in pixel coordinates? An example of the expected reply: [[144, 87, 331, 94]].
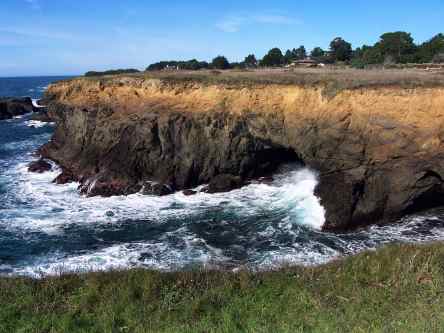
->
[[284, 49, 293, 64], [311, 47, 325, 58], [416, 33, 444, 63], [244, 54, 258, 67], [294, 46, 307, 60], [85, 69, 140, 76], [329, 37, 352, 62], [211, 56, 230, 70], [360, 44, 384, 64], [260, 48, 284, 67], [378, 31, 416, 63]]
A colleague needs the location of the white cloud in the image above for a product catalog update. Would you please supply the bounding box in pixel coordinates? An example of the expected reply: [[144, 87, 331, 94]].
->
[[216, 13, 301, 33]]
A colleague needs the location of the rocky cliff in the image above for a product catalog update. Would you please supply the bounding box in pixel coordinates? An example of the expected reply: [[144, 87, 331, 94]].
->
[[39, 75, 444, 230]]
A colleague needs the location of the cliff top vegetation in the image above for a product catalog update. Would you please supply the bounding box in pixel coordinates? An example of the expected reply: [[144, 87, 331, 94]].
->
[[80, 67, 444, 91]]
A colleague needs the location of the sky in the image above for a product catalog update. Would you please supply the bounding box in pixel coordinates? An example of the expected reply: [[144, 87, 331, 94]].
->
[[0, 0, 443, 76]]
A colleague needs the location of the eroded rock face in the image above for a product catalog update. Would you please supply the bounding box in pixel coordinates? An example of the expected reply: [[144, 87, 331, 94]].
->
[[39, 77, 444, 230], [0, 97, 36, 120]]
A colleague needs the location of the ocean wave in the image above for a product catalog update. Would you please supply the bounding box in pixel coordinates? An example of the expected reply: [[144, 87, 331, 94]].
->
[[31, 99, 46, 108], [2, 119, 444, 277]]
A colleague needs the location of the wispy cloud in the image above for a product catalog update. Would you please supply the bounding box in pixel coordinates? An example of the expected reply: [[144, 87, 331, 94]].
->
[[25, 0, 40, 10], [216, 13, 301, 33]]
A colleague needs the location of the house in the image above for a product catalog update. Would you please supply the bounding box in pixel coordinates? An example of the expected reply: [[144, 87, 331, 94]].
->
[[286, 57, 324, 68], [163, 64, 179, 71]]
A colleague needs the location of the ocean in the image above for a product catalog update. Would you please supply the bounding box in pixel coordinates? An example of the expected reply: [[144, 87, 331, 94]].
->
[[1, 76, 444, 277]]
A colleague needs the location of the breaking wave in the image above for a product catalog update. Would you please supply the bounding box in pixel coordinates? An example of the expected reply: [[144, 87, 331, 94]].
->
[[1, 114, 444, 277]]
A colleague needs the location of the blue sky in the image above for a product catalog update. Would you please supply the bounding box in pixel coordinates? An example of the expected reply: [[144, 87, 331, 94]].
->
[[1, 0, 443, 76]]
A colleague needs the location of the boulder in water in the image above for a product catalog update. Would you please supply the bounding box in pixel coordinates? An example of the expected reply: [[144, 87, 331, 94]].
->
[[207, 174, 244, 194], [28, 159, 52, 173], [0, 97, 36, 120], [79, 177, 142, 197], [142, 182, 174, 196]]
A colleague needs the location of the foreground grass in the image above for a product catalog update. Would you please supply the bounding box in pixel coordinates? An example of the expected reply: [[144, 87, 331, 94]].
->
[[1, 244, 444, 333]]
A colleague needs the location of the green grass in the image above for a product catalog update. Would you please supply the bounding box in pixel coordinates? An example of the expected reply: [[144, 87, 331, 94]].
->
[[2, 243, 444, 332]]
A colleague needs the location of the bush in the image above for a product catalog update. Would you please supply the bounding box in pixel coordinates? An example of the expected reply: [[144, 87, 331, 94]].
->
[[211, 56, 230, 70], [350, 58, 366, 69], [433, 53, 444, 63]]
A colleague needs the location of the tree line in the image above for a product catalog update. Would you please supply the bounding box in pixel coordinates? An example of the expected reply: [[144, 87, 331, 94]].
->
[[146, 32, 444, 70], [85, 69, 140, 77]]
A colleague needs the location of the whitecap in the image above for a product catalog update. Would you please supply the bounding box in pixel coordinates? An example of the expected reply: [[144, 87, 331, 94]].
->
[[24, 120, 52, 128]]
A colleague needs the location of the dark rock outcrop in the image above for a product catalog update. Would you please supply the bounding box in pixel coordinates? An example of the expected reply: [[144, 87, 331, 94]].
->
[[77, 176, 142, 197], [53, 169, 76, 184], [28, 159, 52, 173], [206, 174, 244, 194], [0, 97, 36, 120], [142, 182, 173, 196], [39, 77, 444, 230]]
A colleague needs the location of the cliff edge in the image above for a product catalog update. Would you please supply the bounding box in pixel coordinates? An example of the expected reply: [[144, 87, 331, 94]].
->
[[40, 72, 444, 230]]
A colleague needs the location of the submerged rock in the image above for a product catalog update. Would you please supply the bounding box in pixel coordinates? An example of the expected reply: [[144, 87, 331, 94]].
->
[[28, 159, 52, 173], [105, 211, 115, 217], [183, 189, 198, 196]]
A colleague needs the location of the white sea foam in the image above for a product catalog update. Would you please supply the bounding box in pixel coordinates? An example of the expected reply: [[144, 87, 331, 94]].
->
[[4, 162, 325, 234], [2, 152, 444, 277], [31, 99, 46, 108], [11, 232, 230, 278], [25, 120, 53, 128]]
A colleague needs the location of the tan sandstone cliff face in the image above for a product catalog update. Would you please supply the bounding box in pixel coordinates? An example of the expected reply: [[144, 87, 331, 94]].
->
[[42, 76, 444, 230]]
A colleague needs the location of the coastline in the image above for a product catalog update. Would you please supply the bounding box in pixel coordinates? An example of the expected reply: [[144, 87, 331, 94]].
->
[[39, 69, 444, 231]]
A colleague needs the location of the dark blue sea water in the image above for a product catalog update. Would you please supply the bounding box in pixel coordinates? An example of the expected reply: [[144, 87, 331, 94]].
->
[[1, 77, 444, 277], [0, 76, 70, 99]]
